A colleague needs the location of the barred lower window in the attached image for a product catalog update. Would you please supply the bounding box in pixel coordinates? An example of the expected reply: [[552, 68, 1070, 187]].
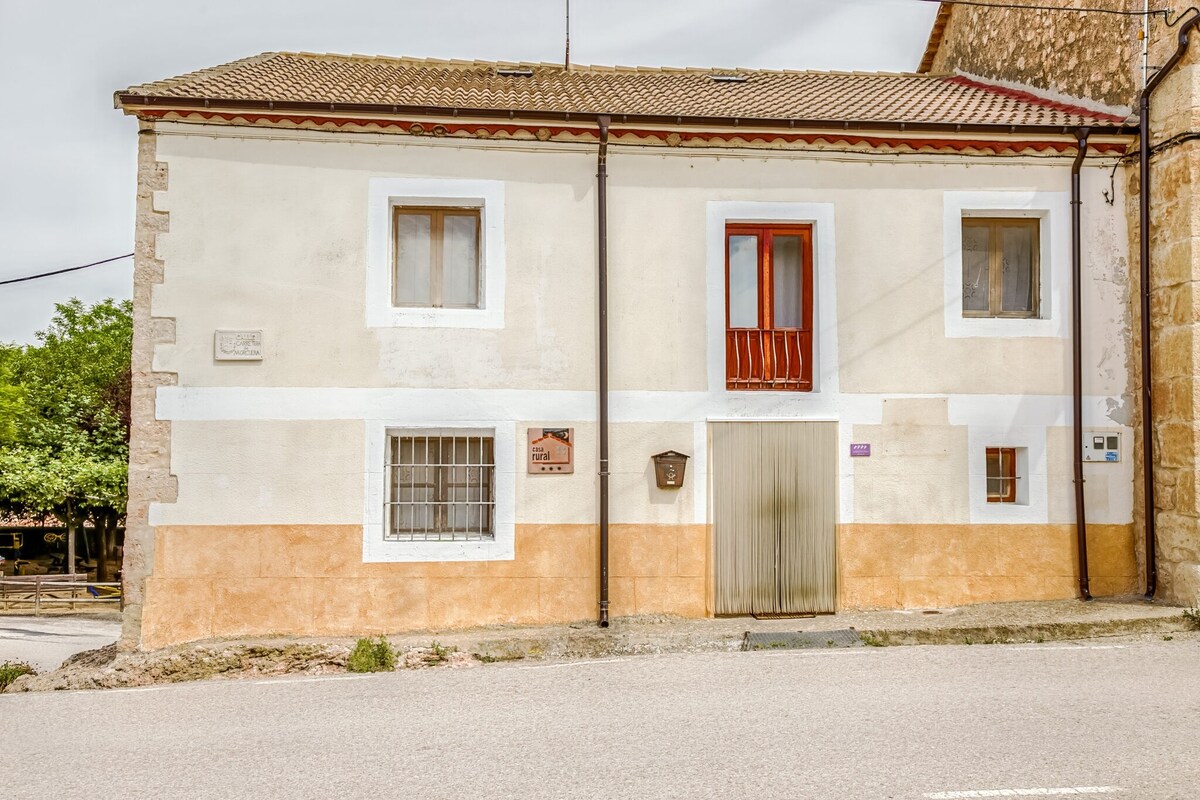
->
[[986, 446, 1018, 503], [385, 431, 495, 541]]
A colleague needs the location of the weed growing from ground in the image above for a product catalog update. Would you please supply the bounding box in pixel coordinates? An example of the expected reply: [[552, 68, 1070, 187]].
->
[[472, 652, 525, 664], [347, 637, 396, 673], [424, 641, 457, 665], [1183, 608, 1200, 630], [0, 661, 36, 691]]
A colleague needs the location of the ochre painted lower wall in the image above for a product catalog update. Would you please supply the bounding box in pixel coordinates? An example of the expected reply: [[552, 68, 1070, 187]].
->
[[139, 522, 1139, 649], [838, 524, 1138, 609], [139, 524, 708, 649]]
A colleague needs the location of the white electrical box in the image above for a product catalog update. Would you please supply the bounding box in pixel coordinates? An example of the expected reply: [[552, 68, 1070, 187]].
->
[[1082, 430, 1121, 463]]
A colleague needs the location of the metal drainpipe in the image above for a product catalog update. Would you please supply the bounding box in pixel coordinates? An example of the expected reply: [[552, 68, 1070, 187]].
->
[[1137, 12, 1200, 601], [596, 115, 611, 628], [1071, 127, 1092, 601]]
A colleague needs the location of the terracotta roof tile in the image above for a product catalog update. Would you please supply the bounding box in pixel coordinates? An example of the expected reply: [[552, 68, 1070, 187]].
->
[[118, 51, 1133, 128]]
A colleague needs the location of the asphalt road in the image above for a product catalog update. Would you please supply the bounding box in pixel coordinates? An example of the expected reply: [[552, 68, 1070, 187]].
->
[[4, 639, 1199, 799], [0, 615, 122, 671]]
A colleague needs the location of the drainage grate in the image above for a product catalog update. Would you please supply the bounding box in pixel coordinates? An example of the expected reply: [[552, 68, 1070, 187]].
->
[[742, 629, 863, 651], [751, 612, 816, 620]]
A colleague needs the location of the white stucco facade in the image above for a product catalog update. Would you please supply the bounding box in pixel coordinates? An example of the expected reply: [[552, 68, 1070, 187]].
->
[[144, 123, 1134, 547]]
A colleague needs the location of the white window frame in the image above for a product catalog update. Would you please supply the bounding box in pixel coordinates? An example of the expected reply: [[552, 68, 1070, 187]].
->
[[367, 177, 506, 329], [705, 201, 839, 395], [363, 421, 515, 562], [968, 426, 1047, 523], [943, 191, 1068, 339]]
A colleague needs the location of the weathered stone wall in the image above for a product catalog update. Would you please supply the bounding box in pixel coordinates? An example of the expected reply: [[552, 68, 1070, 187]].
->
[[1130, 45, 1200, 605], [122, 121, 178, 648], [927, 0, 1169, 109]]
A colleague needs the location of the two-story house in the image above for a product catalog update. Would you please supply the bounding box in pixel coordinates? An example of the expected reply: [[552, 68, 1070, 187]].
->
[[115, 52, 1141, 649]]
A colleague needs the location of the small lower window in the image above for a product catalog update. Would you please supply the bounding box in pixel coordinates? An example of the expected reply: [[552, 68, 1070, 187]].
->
[[385, 431, 495, 541], [986, 447, 1018, 503]]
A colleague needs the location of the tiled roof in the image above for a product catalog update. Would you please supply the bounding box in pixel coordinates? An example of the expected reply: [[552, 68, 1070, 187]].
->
[[918, 2, 954, 74], [117, 51, 1132, 128]]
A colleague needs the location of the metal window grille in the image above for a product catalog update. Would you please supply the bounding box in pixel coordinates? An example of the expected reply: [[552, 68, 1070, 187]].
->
[[986, 446, 1019, 503], [385, 432, 495, 541]]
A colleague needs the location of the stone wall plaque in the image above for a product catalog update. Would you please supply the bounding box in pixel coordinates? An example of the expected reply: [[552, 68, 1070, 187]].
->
[[214, 330, 263, 361]]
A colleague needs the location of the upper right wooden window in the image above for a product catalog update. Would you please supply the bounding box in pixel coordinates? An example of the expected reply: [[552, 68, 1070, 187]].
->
[[961, 218, 1039, 318]]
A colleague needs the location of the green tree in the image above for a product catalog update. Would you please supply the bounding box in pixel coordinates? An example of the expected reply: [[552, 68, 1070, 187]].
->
[[0, 348, 24, 443], [0, 299, 132, 580]]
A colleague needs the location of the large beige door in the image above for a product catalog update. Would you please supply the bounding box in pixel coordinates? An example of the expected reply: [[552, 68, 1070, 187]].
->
[[712, 421, 837, 616]]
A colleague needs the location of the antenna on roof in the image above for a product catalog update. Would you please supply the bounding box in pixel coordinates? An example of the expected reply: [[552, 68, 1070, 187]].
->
[[565, 0, 571, 71]]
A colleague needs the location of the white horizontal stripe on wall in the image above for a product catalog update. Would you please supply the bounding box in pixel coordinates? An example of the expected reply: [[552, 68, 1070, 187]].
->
[[157, 386, 1126, 428]]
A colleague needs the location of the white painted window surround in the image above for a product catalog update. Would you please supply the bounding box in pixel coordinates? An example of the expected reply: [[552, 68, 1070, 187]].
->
[[705, 201, 839, 395], [943, 191, 1069, 339], [967, 426, 1047, 524], [366, 177, 506, 329], [363, 421, 516, 562]]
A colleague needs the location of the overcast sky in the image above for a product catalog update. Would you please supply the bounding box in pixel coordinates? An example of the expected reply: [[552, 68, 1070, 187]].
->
[[0, 0, 938, 344]]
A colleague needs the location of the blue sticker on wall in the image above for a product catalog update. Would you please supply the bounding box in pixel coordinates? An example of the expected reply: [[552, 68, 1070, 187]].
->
[[1105, 451, 1118, 462]]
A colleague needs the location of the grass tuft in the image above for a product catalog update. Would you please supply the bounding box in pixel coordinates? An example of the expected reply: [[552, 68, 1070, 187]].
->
[[0, 661, 36, 692], [347, 637, 396, 673]]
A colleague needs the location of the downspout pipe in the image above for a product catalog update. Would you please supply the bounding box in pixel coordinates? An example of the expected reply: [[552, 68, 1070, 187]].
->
[[596, 115, 611, 628], [1137, 12, 1200, 601], [1071, 127, 1092, 601]]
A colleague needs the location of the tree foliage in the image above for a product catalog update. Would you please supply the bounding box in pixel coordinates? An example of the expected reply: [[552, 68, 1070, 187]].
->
[[0, 349, 24, 444], [0, 298, 133, 580]]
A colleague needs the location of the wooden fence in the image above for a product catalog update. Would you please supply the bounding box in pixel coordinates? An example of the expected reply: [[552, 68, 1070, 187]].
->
[[0, 574, 122, 615]]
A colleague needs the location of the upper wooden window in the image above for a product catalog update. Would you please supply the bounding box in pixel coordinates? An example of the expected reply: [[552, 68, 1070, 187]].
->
[[986, 447, 1018, 503], [725, 224, 813, 391], [393, 207, 481, 309], [961, 218, 1039, 318]]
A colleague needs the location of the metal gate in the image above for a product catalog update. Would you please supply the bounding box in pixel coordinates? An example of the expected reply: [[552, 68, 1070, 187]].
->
[[711, 421, 837, 616]]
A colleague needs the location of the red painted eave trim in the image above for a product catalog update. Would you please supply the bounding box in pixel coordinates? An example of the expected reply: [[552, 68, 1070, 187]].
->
[[128, 108, 1132, 156], [115, 93, 1137, 137]]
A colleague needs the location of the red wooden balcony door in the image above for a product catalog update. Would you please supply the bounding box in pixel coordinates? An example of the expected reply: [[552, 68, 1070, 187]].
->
[[725, 223, 814, 391]]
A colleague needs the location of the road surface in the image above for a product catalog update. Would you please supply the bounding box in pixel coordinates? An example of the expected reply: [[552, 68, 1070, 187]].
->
[[4, 638, 1199, 799], [0, 615, 121, 671]]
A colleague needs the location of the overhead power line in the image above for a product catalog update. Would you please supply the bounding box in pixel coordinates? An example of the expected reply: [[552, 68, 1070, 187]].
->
[[0, 254, 134, 287], [914, 0, 1189, 23]]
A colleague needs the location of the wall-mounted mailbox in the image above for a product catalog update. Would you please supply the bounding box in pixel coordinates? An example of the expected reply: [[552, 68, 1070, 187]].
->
[[652, 450, 689, 489]]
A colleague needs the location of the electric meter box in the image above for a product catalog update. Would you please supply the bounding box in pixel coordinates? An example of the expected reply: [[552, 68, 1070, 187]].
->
[[1082, 430, 1122, 463]]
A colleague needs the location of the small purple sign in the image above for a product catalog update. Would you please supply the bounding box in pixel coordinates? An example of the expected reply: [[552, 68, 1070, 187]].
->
[[850, 443, 871, 457]]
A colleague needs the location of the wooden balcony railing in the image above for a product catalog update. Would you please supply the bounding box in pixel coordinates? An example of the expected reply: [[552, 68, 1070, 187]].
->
[[725, 328, 812, 391]]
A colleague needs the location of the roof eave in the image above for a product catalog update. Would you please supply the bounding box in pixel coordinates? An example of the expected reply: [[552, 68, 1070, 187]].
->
[[114, 94, 1138, 137], [918, 2, 953, 74]]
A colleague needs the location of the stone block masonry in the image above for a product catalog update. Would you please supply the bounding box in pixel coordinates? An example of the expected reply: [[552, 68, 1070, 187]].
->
[[123, 121, 178, 649], [1128, 49, 1200, 606]]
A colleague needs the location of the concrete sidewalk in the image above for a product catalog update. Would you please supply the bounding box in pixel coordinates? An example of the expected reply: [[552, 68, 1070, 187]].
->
[[377, 596, 1194, 661], [4, 597, 1195, 692], [1, 597, 1191, 675]]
